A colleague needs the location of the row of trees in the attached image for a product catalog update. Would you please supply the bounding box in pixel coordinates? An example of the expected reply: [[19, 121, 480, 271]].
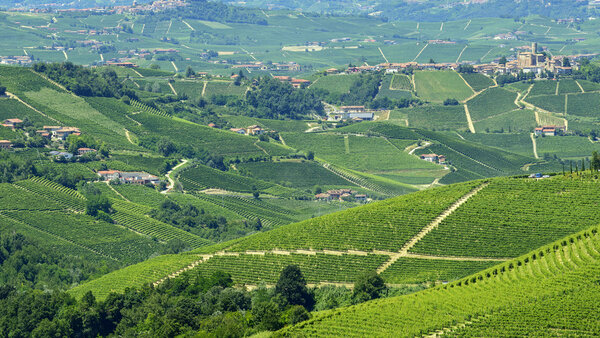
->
[[0, 264, 391, 336]]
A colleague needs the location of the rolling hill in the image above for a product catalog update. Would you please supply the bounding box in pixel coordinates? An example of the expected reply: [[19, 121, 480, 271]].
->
[[69, 175, 600, 304]]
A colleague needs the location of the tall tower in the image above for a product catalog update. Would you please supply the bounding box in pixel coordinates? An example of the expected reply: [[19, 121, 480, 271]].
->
[[532, 42, 538, 54]]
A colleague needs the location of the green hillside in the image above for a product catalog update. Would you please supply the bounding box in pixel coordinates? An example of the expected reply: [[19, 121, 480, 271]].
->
[[69, 175, 600, 303], [280, 224, 600, 336]]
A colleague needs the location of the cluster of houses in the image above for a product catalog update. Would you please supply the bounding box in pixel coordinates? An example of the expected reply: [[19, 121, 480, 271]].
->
[[0, 56, 33, 66], [97, 170, 160, 185], [0, 140, 12, 149], [232, 62, 302, 72], [229, 125, 269, 135], [329, 106, 374, 121], [49, 148, 97, 160], [36, 125, 81, 140], [534, 125, 565, 137], [420, 154, 447, 164], [315, 189, 368, 202], [273, 76, 311, 88]]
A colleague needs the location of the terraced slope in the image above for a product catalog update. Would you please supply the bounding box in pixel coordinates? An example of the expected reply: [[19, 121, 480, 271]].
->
[[279, 225, 600, 336]]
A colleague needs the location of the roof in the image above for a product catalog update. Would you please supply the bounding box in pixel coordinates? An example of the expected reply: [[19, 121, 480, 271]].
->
[[78, 147, 96, 151], [4, 119, 23, 123], [420, 154, 438, 157], [0, 140, 11, 144], [98, 170, 120, 174], [340, 106, 365, 109]]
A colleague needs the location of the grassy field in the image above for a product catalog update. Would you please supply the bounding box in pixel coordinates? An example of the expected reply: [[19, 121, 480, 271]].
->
[[392, 105, 468, 131], [473, 109, 536, 133], [413, 71, 473, 103]]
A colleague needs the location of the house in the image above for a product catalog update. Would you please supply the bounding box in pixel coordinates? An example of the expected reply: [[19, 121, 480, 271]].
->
[[229, 128, 246, 135], [420, 154, 439, 162], [36, 130, 51, 138], [53, 127, 81, 140], [348, 112, 374, 121], [97, 170, 120, 180], [535, 126, 565, 136], [0, 140, 12, 149], [354, 194, 367, 202], [98, 170, 160, 185], [49, 150, 73, 160], [207, 123, 217, 128], [315, 193, 332, 201], [2, 119, 23, 130], [78, 147, 97, 155], [339, 106, 365, 113], [246, 125, 265, 135], [43, 126, 62, 132], [291, 78, 310, 88], [438, 155, 447, 164]]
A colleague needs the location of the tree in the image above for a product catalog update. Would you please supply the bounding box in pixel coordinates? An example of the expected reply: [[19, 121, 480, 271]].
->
[[151, 82, 161, 93], [150, 64, 160, 70], [156, 138, 176, 156], [563, 57, 571, 68], [307, 151, 315, 160], [353, 271, 386, 303], [443, 98, 459, 106], [86, 195, 111, 217], [591, 151, 600, 172], [275, 265, 314, 309], [0, 85, 6, 96], [499, 56, 507, 65], [429, 58, 436, 64], [186, 66, 195, 78]]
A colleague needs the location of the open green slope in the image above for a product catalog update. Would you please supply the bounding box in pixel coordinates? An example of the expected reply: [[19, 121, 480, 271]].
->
[[279, 225, 600, 336]]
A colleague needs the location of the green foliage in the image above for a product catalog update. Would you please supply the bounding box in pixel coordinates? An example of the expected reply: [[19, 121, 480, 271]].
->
[[246, 77, 324, 119], [414, 71, 473, 103], [237, 161, 354, 188], [380, 258, 497, 284], [276, 265, 314, 309], [352, 271, 386, 303], [467, 87, 518, 121]]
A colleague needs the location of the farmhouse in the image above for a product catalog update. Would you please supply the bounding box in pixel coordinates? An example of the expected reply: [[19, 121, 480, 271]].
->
[[315, 193, 332, 201], [349, 112, 374, 121], [246, 125, 265, 135], [0, 140, 12, 149], [36, 130, 51, 138], [2, 119, 23, 130], [53, 127, 81, 140], [420, 154, 439, 162], [229, 128, 246, 135], [97, 170, 160, 185], [534, 126, 565, 136], [339, 106, 365, 113], [78, 148, 97, 155], [49, 151, 73, 160], [291, 78, 310, 88]]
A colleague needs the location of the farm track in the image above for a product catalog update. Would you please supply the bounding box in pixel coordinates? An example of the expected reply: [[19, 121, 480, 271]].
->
[[575, 80, 585, 93], [168, 82, 177, 96], [530, 133, 539, 159], [463, 104, 476, 133], [5, 91, 62, 124], [378, 47, 389, 63], [413, 43, 429, 62], [376, 182, 490, 274], [162, 159, 189, 194], [151, 245, 506, 287], [132, 69, 144, 77], [406, 141, 432, 155], [254, 140, 269, 155], [106, 181, 129, 201]]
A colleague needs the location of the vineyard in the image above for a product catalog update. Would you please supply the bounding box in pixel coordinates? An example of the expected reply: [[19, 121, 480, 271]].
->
[[13, 177, 86, 211], [236, 161, 354, 188], [466, 87, 518, 121], [111, 200, 212, 249], [411, 177, 600, 258], [396, 105, 468, 130], [377, 75, 412, 100], [279, 226, 600, 336], [389, 74, 413, 91], [528, 80, 557, 97], [566, 92, 600, 117], [413, 71, 473, 103], [2, 210, 161, 264], [193, 253, 388, 284], [69, 253, 203, 300], [380, 257, 497, 284], [460, 73, 494, 92], [223, 181, 480, 252]]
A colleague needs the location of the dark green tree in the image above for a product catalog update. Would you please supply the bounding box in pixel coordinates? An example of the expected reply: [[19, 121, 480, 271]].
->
[[275, 265, 314, 309], [353, 271, 387, 303]]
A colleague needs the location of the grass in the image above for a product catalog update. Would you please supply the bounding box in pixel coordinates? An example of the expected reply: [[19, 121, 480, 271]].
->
[[566, 92, 600, 118], [528, 80, 557, 97], [473, 109, 537, 134], [525, 94, 565, 114], [390, 74, 413, 91], [380, 258, 497, 284], [377, 75, 412, 100], [535, 135, 600, 158], [413, 71, 473, 103]]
